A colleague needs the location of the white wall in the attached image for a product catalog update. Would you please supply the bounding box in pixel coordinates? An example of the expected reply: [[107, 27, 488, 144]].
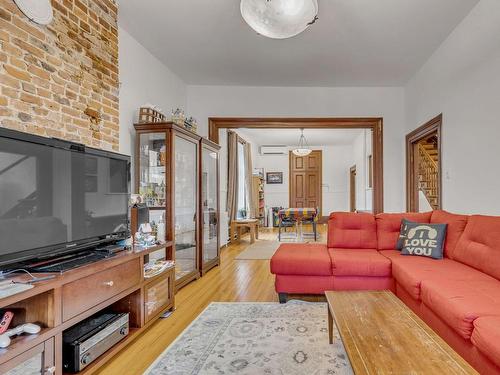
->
[[252, 144, 355, 214], [217, 127, 374, 240], [352, 130, 374, 212], [187, 86, 406, 212], [405, 0, 500, 215], [119, 27, 187, 162]]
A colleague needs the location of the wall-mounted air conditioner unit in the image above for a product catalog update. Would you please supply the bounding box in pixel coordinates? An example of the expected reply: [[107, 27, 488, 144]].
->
[[260, 145, 288, 155]]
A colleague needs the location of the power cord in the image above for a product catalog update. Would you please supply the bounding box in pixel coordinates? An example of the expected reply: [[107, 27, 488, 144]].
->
[[0, 269, 56, 283], [0, 268, 37, 279]]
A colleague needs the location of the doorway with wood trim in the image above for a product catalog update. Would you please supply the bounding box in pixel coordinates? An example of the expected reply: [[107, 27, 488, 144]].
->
[[406, 114, 442, 212], [289, 150, 322, 214], [208, 117, 384, 214], [349, 165, 357, 212]]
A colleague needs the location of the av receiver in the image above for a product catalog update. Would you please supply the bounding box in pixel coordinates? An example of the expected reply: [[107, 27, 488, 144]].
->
[[63, 312, 129, 372]]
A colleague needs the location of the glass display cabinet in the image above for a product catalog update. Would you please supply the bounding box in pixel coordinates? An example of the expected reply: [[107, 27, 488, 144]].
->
[[134, 122, 202, 289], [173, 132, 200, 288], [199, 138, 220, 275], [135, 131, 168, 239]]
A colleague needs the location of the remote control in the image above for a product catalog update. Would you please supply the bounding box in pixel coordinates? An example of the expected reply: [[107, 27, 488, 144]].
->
[[0, 323, 41, 348], [0, 311, 13, 334]]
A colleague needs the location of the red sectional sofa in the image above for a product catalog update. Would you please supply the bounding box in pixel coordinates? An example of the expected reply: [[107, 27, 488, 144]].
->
[[270, 210, 500, 374]]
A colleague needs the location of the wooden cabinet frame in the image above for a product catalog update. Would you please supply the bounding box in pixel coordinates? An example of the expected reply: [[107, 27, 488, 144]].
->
[[199, 138, 221, 275], [134, 122, 202, 290]]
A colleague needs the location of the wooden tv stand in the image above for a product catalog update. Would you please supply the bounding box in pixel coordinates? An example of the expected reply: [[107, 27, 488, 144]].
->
[[0, 243, 175, 374]]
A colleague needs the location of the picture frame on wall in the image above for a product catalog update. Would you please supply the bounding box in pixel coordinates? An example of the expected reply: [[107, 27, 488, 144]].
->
[[266, 172, 283, 184]]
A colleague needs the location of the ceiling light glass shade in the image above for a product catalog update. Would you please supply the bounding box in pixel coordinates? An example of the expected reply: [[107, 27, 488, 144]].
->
[[240, 0, 318, 39], [292, 148, 312, 156], [292, 129, 312, 156]]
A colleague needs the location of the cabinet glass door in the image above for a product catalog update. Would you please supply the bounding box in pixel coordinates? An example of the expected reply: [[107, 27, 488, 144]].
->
[[202, 147, 218, 265], [138, 132, 167, 237], [174, 136, 198, 280]]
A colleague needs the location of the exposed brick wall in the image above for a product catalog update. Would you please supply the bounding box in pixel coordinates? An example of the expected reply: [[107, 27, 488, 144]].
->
[[0, 0, 119, 151]]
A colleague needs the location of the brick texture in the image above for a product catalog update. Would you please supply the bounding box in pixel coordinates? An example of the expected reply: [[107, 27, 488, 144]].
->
[[0, 0, 119, 151]]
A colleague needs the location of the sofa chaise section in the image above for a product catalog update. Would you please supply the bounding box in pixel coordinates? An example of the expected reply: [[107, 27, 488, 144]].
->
[[270, 243, 334, 301]]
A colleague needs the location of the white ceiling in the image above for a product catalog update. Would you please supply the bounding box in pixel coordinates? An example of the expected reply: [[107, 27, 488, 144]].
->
[[118, 0, 478, 87], [234, 128, 365, 147]]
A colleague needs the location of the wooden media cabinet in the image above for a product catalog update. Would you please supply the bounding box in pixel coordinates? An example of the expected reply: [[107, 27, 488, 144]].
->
[[0, 243, 175, 374]]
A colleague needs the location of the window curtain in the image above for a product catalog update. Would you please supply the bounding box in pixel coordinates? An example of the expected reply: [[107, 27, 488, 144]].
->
[[226, 131, 238, 223], [244, 142, 256, 218]]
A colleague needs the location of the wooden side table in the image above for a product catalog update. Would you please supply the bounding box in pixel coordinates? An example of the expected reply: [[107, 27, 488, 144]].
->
[[230, 219, 259, 244]]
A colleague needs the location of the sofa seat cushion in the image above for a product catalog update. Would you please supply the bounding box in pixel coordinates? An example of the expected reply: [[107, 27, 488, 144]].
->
[[375, 212, 432, 250], [430, 210, 468, 259], [270, 243, 332, 276], [328, 248, 391, 277], [471, 317, 500, 368], [327, 212, 377, 249], [420, 278, 500, 340], [380, 251, 494, 300], [454, 215, 500, 280]]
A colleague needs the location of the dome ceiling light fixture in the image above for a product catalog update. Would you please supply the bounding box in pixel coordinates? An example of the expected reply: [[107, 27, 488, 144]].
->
[[13, 0, 54, 25], [240, 0, 319, 39], [292, 128, 312, 156]]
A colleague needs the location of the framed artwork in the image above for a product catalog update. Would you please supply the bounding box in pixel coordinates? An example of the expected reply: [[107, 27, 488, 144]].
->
[[266, 172, 283, 184]]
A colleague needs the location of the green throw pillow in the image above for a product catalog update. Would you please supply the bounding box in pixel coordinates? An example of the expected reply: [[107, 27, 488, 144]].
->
[[401, 222, 447, 259]]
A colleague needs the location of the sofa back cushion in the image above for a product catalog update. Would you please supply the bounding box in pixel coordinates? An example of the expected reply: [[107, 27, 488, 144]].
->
[[328, 212, 377, 249], [431, 210, 468, 258], [375, 212, 432, 250], [454, 215, 500, 280]]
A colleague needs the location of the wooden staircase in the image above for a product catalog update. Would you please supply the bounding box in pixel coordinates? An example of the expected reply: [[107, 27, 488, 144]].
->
[[417, 138, 439, 209]]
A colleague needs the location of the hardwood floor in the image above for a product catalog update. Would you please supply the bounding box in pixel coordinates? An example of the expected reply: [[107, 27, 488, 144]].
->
[[98, 225, 326, 374]]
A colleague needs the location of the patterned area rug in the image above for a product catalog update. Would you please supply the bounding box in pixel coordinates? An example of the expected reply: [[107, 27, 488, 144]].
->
[[145, 301, 353, 375]]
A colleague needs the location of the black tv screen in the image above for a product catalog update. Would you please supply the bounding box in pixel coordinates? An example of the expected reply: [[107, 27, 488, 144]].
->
[[0, 129, 130, 266]]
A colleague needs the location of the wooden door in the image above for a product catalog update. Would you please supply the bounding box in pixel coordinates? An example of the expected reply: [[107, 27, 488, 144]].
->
[[350, 166, 357, 212], [289, 150, 322, 214]]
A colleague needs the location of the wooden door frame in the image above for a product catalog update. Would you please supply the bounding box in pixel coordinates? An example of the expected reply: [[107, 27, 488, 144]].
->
[[288, 150, 323, 214], [406, 114, 442, 212], [349, 165, 357, 212], [208, 117, 384, 214]]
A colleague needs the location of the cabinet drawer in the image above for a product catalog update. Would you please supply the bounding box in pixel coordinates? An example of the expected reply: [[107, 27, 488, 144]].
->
[[62, 259, 141, 321], [144, 274, 173, 323]]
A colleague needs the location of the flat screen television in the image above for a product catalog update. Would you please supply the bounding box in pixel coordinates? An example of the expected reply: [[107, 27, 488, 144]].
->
[[0, 128, 130, 268]]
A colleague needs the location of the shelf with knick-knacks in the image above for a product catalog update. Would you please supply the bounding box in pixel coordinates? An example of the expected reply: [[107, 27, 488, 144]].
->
[[134, 121, 202, 291]]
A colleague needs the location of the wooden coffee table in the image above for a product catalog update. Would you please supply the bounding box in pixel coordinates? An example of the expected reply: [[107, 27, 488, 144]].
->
[[325, 290, 478, 374]]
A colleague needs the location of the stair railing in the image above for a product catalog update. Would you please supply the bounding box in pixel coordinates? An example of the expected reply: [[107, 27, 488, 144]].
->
[[417, 143, 439, 209]]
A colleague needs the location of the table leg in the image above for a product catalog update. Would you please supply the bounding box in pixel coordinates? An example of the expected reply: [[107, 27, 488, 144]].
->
[[328, 306, 334, 344], [237, 226, 242, 243], [255, 223, 259, 240], [249, 225, 256, 244], [278, 217, 282, 241]]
